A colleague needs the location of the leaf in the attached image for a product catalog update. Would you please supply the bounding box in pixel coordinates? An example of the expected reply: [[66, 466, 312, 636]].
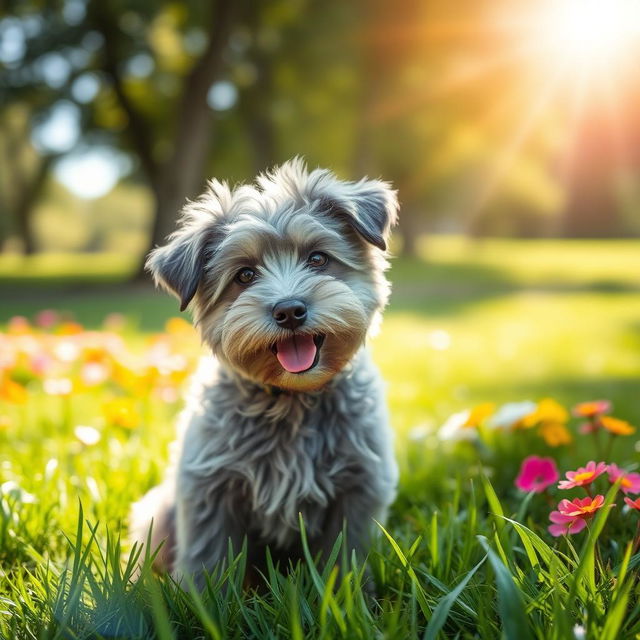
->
[[477, 536, 532, 640], [376, 520, 432, 620], [423, 554, 486, 640]]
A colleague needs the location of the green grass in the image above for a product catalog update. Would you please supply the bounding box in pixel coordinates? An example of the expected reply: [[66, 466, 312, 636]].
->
[[2, 237, 640, 638]]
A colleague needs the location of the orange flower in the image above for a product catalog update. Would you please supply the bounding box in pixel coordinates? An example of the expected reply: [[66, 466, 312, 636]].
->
[[599, 416, 635, 436], [539, 421, 573, 447], [573, 400, 611, 418], [0, 377, 28, 404], [102, 398, 141, 429]]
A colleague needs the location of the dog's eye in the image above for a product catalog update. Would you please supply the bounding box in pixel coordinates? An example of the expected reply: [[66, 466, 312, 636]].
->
[[235, 267, 256, 285], [307, 252, 329, 268]]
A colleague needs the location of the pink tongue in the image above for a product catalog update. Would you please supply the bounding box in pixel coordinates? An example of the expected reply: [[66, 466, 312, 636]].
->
[[276, 334, 317, 373]]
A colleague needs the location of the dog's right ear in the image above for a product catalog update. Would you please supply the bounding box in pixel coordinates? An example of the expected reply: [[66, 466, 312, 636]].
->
[[146, 183, 229, 311]]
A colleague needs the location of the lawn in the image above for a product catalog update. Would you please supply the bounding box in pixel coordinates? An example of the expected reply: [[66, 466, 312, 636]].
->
[[1, 237, 640, 638]]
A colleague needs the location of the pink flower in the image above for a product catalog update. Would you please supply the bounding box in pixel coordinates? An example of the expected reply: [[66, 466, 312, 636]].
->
[[624, 497, 640, 510], [548, 495, 606, 537], [35, 310, 59, 329], [579, 421, 598, 435], [548, 511, 588, 537], [515, 456, 559, 493], [557, 495, 605, 517], [558, 461, 608, 490], [607, 464, 640, 494]]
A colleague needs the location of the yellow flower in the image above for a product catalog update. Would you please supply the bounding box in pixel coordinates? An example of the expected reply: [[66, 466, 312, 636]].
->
[[56, 321, 84, 335], [539, 421, 573, 447], [523, 398, 569, 428], [102, 398, 141, 430], [165, 317, 194, 335], [463, 402, 496, 428], [0, 377, 28, 404], [599, 416, 635, 436]]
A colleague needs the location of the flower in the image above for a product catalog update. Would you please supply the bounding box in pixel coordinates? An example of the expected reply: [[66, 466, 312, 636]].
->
[[465, 402, 496, 427], [573, 400, 611, 418], [7, 316, 31, 335], [35, 310, 59, 329], [548, 495, 606, 536], [539, 421, 573, 447], [526, 398, 569, 426], [557, 495, 605, 517], [437, 403, 495, 441], [624, 497, 640, 510], [599, 416, 635, 436], [607, 464, 640, 494], [515, 456, 559, 492], [579, 421, 598, 435], [102, 398, 141, 430], [74, 425, 101, 446], [438, 410, 478, 441], [43, 377, 73, 396], [0, 377, 28, 404], [548, 511, 588, 537], [487, 401, 537, 430], [558, 461, 608, 490]]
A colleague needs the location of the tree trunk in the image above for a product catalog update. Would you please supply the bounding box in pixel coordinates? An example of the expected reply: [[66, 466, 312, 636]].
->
[[14, 155, 55, 255], [131, 1, 242, 280]]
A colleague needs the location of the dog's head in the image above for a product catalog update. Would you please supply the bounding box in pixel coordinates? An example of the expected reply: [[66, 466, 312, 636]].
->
[[146, 159, 398, 391]]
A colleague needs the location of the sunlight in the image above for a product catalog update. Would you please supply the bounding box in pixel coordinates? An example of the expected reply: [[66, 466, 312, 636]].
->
[[538, 0, 640, 70]]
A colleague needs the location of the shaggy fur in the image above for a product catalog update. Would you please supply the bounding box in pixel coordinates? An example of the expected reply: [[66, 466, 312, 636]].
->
[[130, 159, 399, 585]]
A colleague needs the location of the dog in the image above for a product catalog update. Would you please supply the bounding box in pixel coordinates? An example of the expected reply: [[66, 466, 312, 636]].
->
[[130, 159, 399, 587]]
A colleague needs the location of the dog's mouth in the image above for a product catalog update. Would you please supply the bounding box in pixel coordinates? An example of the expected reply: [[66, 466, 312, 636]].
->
[[270, 334, 325, 374]]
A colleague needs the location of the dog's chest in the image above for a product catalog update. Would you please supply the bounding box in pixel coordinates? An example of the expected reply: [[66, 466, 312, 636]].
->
[[222, 392, 377, 544]]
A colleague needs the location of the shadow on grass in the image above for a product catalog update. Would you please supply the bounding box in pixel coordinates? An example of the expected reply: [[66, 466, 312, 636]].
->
[[2, 255, 639, 328], [388, 257, 640, 316]]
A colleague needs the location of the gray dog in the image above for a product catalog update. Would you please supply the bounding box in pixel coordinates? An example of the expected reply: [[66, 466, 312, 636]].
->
[[130, 159, 399, 586]]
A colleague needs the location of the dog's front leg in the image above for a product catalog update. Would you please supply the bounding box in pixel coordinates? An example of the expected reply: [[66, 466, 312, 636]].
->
[[313, 489, 384, 564], [173, 478, 245, 588]]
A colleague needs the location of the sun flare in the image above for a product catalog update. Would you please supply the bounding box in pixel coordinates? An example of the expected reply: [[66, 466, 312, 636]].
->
[[538, 0, 640, 70]]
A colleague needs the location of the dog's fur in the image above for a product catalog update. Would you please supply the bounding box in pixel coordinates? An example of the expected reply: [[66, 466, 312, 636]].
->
[[130, 159, 399, 585]]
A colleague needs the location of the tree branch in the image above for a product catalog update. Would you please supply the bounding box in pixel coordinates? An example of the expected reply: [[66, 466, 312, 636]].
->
[[164, 0, 241, 195], [87, 1, 159, 185]]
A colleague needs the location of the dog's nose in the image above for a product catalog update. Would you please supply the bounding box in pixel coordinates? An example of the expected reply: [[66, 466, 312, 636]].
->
[[272, 299, 307, 330]]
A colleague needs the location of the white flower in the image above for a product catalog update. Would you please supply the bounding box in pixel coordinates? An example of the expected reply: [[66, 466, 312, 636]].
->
[[487, 401, 537, 430], [74, 425, 101, 446], [438, 410, 477, 442], [1, 481, 36, 503], [43, 377, 73, 396]]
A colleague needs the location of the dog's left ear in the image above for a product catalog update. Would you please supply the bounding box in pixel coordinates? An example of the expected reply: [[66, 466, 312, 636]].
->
[[146, 182, 229, 311], [313, 175, 399, 251]]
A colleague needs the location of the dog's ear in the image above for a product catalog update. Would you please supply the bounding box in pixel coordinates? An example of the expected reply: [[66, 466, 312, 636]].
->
[[310, 171, 399, 251], [145, 182, 229, 311]]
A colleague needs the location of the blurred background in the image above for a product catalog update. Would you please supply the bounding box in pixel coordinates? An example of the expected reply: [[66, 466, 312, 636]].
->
[[1, 0, 639, 436]]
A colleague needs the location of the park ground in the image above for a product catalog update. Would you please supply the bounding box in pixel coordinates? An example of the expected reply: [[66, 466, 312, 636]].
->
[[1, 236, 640, 638]]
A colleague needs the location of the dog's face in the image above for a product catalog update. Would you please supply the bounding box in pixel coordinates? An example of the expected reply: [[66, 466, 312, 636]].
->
[[147, 159, 398, 391]]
